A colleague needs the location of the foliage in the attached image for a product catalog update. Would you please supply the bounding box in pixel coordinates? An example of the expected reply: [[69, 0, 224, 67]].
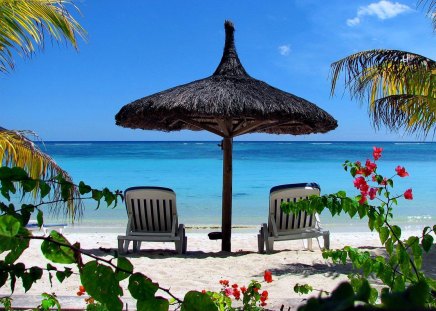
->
[[201, 273, 272, 311], [0, 0, 86, 73], [330, 3, 436, 137], [0, 166, 221, 310], [38, 292, 61, 311], [330, 50, 435, 136], [0, 128, 82, 220], [282, 147, 436, 310]]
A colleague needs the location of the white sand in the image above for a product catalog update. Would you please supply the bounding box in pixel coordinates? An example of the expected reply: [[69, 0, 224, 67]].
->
[[4, 228, 434, 310]]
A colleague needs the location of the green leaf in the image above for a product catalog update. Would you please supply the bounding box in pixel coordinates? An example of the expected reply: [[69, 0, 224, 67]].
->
[[385, 238, 394, 255], [56, 271, 66, 283], [0, 227, 30, 263], [41, 231, 76, 264], [78, 181, 92, 195], [354, 279, 371, 303], [330, 282, 355, 309], [81, 261, 123, 311], [379, 227, 390, 245], [22, 266, 43, 292], [21, 179, 37, 193], [39, 181, 51, 199], [181, 291, 217, 311], [422, 234, 434, 252], [357, 204, 367, 219], [390, 225, 401, 241], [137, 297, 169, 311], [128, 273, 158, 300], [294, 283, 313, 295], [37, 210, 43, 228], [10, 167, 28, 180], [0, 270, 8, 288], [387, 179, 393, 187], [116, 257, 133, 281], [0, 215, 20, 237]]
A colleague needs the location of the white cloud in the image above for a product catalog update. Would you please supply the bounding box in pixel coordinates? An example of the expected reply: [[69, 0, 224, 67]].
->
[[278, 44, 291, 56], [347, 0, 411, 27], [346, 17, 361, 26]]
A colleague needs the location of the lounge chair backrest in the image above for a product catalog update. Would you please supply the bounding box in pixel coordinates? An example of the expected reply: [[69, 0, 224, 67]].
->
[[269, 183, 320, 234], [124, 186, 177, 234]]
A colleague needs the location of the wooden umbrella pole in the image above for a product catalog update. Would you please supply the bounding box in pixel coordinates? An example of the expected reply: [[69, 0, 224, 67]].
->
[[221, 136, 233, 252]]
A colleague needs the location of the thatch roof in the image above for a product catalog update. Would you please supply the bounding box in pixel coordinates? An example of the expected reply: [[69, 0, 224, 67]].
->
[[115, 21, 337, 137]]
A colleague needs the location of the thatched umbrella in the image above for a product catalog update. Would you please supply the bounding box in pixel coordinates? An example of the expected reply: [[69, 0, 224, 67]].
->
[[116, 21, 338, 252]]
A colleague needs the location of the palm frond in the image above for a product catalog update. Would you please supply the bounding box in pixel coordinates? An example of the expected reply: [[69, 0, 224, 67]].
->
[[370, 95, 436, 135], [330, 49, 436, 136], [0, 0, 86, 73], [0, 127, 82, 220], [417, 0, 436, 31]]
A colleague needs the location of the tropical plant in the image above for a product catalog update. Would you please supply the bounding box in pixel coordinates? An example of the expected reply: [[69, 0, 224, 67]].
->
[[0, 0, 86, 217], [330, 2, 436, 136], [0, 128, 81, 218], [284, 147, 436, 310], [0, 0, 86, 73]]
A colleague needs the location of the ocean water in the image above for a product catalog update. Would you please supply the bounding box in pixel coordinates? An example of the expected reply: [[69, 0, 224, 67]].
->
[[33, 141, 435, 232]]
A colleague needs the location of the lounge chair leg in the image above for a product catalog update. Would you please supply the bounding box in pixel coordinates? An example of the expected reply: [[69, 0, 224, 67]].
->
[[257, 233, 264, 253], [118, 239, 124, 254], [175, 241, 181, 254], [323, 232, 330, 250], [133, 241, 140, 252], [176, 224, 186, 254], [307, 238, 313, 251], [183, 236, 187, 254], [123, 240, 130, 253], [266, 237, 274, 254]]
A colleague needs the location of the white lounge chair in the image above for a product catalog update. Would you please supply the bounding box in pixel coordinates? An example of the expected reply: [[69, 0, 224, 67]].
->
[[26, 220, 67, 234], [258, 183, 330, 253], [117, 187, 187, 254]]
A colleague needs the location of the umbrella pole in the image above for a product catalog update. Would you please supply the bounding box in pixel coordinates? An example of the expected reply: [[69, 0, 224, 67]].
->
[[221, 136, 233, 252]]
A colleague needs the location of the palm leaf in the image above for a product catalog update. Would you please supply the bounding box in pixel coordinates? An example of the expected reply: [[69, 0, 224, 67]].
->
[[330, 49, 436, 136], [418, 0, 436, 31], [0, 0, 86, 73], [0, 127, 82, 220]]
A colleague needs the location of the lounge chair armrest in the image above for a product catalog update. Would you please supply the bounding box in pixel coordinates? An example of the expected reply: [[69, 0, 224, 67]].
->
[[171, 215, 177, 237], [269, 215, 279, 238], [315, 213, 322, 229], [126, 217, 133, 235]]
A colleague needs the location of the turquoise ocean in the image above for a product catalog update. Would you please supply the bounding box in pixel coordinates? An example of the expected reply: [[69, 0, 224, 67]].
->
[[36, 141, 435, 232]]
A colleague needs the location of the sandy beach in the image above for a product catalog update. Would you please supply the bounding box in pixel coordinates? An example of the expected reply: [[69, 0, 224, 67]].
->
[[5, 228, 435, 310]]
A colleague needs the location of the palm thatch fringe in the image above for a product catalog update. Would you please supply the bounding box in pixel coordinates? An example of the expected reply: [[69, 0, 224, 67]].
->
[[0, 127, 82, 220]]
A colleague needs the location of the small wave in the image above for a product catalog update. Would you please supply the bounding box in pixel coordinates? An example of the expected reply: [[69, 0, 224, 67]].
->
[[310, 143, 332, 145], [407, 215, 432, 221], [394, 142, 428, 145], [53, 143, 93, 146], [195, 143, 204, 145], [278, 142, 292, 145]]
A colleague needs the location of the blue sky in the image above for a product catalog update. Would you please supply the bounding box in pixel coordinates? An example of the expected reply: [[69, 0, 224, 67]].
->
[[1, 0, 434, 141]]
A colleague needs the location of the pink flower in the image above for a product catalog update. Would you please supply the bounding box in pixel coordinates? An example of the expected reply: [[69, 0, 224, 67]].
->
[[240, 286, 247, 293], [364, 159, 377, 175], [373, 147, 383, 160], [359, 195, 367, 205], [368, 188, 377, 200], [264, 270, 273, 283], [224, 287, 233, 297], [353, 177, 367, 190], [395, 166, 409, 177], [404, 189, 413, 200], [233, 288, 241, 300]]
